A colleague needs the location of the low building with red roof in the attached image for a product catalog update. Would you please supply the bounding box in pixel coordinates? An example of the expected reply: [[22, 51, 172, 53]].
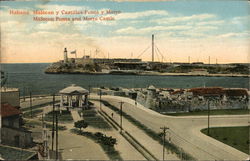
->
[[1, 103, 33, 148]]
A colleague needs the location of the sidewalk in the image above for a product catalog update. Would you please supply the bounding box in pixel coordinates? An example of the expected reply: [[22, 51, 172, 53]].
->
[[92, 101, 179, 160], [55, 129, 109, 160], [70, 110, 81, 122], [75, 105, 145, 160]]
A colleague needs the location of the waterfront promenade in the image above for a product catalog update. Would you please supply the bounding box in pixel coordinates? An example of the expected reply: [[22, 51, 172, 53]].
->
[[90, 94, 249, 160], [92, 100, 179, 160]]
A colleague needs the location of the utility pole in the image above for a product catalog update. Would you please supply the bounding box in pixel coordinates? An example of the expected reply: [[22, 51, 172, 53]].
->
[[23, 87, 25, 101], [152, 34, 154, 62], [207, 99, 210, 135], [99, 89, 102, 111], [30, 92, 32, 118], [55, 104, 58, 160], [52, 94, 55, 151], [88, 85, 91, 97], [160, 126, 169, 161], [119, 101, 124, 131]]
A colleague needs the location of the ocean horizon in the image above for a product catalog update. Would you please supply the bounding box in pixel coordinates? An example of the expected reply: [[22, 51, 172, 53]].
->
[[1, 63, 249, 96]]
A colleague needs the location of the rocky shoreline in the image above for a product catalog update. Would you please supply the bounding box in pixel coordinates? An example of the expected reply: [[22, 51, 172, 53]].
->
[[45, 70, 249, 78]]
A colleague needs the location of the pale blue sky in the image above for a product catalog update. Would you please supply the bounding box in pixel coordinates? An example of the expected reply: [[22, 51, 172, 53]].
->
[[0, 0, 249, 63]]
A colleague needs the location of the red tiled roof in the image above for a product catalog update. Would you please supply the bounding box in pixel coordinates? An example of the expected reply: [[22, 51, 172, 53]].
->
[[171, 89, 185, 95], [0, 103, 22, 117], [188, 87, 224, 96], [188, 87, 249, 97], [223, 89, 248, 97]]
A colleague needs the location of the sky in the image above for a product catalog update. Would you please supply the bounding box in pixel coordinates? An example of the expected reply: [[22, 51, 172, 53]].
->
[[0, 0, 249, 63]]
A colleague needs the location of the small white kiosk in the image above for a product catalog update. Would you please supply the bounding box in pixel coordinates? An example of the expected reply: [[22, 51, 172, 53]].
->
[[59, 84, 89, 109]]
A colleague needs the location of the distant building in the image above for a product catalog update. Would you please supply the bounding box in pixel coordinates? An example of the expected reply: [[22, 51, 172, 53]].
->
[[188, 69, 208, 75]]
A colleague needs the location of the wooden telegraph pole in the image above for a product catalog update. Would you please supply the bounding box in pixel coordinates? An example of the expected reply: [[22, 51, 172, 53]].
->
[[99, 89, 102, 111], [55, 104, 58, 160], [119, 101, 124, 131], [160, 126, 169, 161], [23, 87, 25, 101], [207, 100, 210, 135], [30, 92, 32, 118], [52, 94, 55, 151], [88, 85, 91, 97]]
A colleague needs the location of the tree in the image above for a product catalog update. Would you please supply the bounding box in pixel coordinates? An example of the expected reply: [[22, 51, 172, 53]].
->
[[74, 120, 88, 131]]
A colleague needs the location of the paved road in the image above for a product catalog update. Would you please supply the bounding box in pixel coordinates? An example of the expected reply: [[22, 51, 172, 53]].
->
[[91, 95, 249, 160], [92, 100, 178, 160]]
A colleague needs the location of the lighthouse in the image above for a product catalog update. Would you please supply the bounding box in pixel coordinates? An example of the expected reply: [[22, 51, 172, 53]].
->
[[64, 48, 68, 63]]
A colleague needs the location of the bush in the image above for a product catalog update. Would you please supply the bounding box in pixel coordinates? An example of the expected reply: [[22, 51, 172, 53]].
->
[[94, 132, 117, 147], [74, 120, 88, 131]]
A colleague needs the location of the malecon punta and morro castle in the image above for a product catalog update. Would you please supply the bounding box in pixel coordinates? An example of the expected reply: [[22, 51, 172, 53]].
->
[[45, 35, 249, 77]]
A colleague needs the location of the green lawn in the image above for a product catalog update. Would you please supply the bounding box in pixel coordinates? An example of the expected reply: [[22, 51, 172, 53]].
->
[[79, 109, 112, 129], [166, 109, 249, 116], [44, 110, 73, 122], [22, 109, 43, 118], [201, 126, 249, 154]]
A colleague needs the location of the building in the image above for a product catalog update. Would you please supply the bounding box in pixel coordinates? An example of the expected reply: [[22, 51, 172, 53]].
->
[[1, 87, 20, 107], [1, 103, 33, 148], [136, 86, 249, 112]]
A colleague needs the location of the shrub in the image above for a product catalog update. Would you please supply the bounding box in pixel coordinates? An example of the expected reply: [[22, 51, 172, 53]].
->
[[74, 120, 88, 131]]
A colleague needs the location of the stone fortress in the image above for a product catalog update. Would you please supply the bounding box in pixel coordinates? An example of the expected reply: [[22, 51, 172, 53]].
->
[[93, 85, 249, 113], [136, 86, 249, 113]]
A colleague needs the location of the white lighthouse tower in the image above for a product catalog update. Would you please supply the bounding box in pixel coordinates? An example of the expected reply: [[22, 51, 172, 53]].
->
[[64, 48, 68, 63]]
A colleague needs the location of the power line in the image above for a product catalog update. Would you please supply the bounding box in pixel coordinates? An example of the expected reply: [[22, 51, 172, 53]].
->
[[136, 45, 151, 58], [155, 48, 160, 62], [155, 44, 166, 62]]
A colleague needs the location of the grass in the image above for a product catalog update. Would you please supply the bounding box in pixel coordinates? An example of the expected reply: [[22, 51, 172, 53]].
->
[[201, 126, 249, 154], [70, 128, 122, 160], [0, 145, 36, 160], [44, 110, 73, 123], [165, 109, 250, 116], [101, 100, 196, 160], [22, 109, 43, 118], [79, 109, 112, 129], [21, 100, 60, 112]]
